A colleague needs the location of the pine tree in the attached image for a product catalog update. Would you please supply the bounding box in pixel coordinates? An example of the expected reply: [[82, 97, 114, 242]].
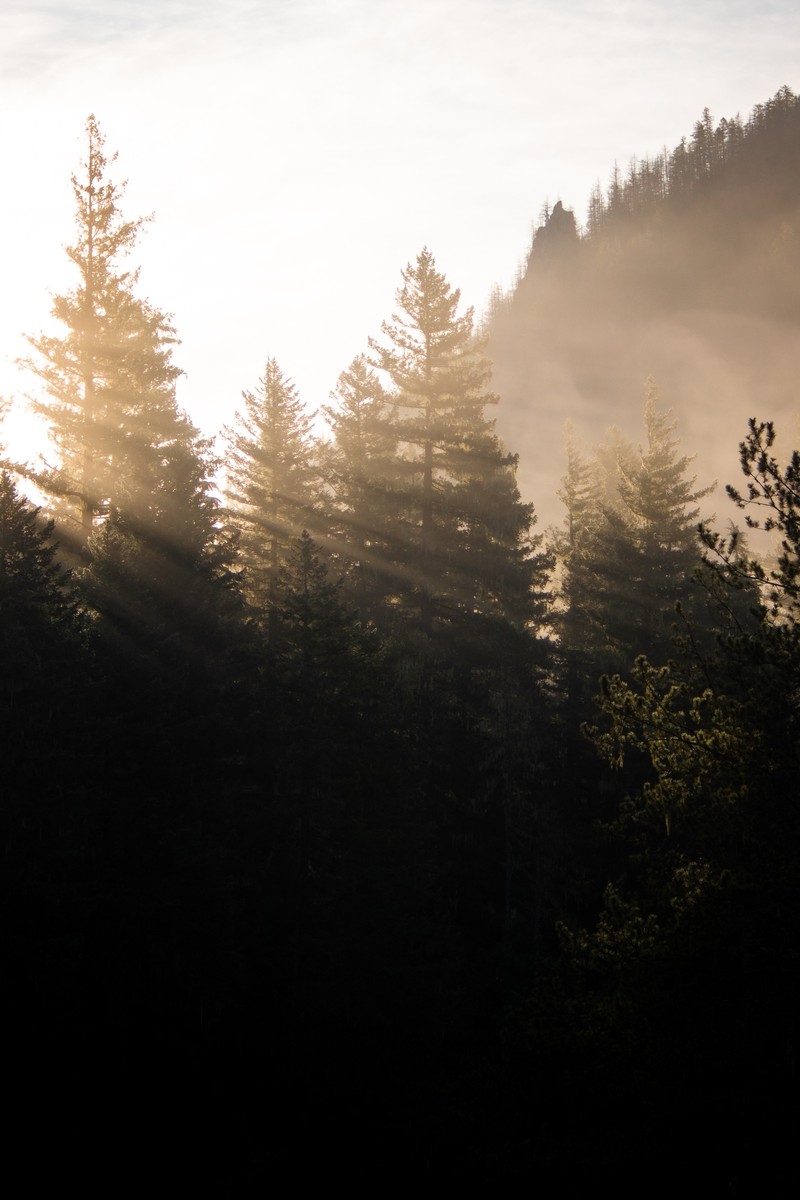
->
[[586, 381, 714, 669], [321, 354, 401, 623], [612, 379, 714, 658], [277, 529, 364, 705], [572, 422, 800, 1135], [223, 358, 320, 632], [22, 115, 182, 555], [551, 421, 607, 710], [361, 254, 554, 942], [368, 248, 546, 638], [712, 417, 800, 616], [20, 117, 241, 670], [0, 457, 87, 806], [0, 467, 77, 663], [78, 421, 239, 671]]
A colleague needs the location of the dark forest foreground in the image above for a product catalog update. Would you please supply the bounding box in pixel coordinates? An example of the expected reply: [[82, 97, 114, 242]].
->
[[4, 94, 800, 1194]]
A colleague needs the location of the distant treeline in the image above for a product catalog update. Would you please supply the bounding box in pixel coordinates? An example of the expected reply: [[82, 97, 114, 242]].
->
[[587, 83, 800, 235], [486, 85, 800, 529]]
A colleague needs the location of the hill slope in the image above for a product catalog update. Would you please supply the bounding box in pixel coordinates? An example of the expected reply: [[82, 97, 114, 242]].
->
[[487, 85, 800, 529]]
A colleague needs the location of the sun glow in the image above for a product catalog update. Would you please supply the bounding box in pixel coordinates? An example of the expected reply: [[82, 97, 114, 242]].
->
[[1, 393, 49, 475]]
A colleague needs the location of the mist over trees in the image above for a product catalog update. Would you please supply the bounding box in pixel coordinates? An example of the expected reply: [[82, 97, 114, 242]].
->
[[3, 97, 800, 1191], [487, 84, 800, 528]]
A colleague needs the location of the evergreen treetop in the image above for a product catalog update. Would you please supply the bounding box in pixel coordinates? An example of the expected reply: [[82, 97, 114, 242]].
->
[[22, 115, 182, 550], [223, 357, 320, 627], [368, 248, 546, 635]]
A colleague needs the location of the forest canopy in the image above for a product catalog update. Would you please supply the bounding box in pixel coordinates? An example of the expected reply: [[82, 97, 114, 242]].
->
[[3, 96, 800, 1191]]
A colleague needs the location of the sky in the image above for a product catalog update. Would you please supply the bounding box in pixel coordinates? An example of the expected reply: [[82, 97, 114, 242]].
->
[[1, 0, 799, 472]]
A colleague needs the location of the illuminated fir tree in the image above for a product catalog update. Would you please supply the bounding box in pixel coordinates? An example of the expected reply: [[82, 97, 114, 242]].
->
[[603, 379, 714, 662], [22, 117, 240, 663], [368, 248, 547, 637], [223, 358, 320, 632], [321, 354, 402, 623], [23, 115, 182, 554]]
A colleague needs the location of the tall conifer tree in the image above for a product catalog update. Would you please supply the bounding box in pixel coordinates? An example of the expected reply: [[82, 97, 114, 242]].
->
[[23, 116, 181, 552], [23, 116, 240, 665], [223, 358, 320, 632], [368, 248, 546, 637], [321, 355, 401, 623], [552, 421, 607, 711], [607, 379, 714, 661]]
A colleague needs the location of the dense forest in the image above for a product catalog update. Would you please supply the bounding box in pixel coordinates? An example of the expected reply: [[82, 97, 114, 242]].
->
[[3, 96, 800, 1192]]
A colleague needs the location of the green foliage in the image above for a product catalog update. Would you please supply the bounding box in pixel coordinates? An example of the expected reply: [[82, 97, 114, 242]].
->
[[587, 658, 752, 851], [567, 418, 800, 1083], [710, 417, 800, 614], [559, 882, 662, 969]]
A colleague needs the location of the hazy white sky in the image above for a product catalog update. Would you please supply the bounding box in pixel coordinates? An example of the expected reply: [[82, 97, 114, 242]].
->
[[1, 0, 799, 464]]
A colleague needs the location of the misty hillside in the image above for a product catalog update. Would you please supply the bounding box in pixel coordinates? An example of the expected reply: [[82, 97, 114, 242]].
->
[[488, 84, 800, 527]]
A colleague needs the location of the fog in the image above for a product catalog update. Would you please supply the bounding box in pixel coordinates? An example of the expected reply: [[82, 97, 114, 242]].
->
[[486, 119, 800, 533], [2, 1, 800, 475]]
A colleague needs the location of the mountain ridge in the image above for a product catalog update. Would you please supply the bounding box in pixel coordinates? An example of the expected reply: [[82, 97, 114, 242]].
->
[[487, 84, 800, 530]]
